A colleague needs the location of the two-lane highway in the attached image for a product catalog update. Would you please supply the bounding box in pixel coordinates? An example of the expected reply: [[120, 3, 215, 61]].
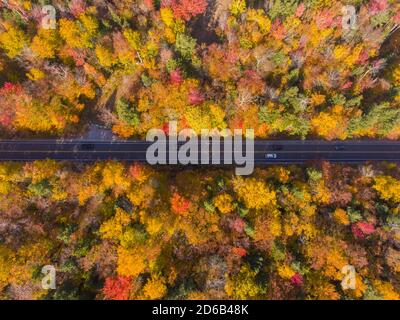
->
[[0, 140, 400, 164]]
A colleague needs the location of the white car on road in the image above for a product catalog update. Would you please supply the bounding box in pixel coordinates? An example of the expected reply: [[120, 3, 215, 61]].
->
[[265, 154, 278, 159]]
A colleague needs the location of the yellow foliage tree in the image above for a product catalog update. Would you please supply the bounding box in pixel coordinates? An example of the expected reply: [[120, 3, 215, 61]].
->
[[373, 176, 400, 203], [117, 247, 147, 277], [311, 106, 348, 140], [95, 45, 115, 68], [26, 68, 45, 81], [0, 245, 13, 290], [142, 274, 167, 300], [213, 193, 234, 214], [277, 264, 296, 280], [59, 14, 98, 49], [23, 160, 59, 184], [30, 29, 60, 59], [100, 208, 132, 241], [233, 177, 276, 210], [374, 280, 400, 300], [333, 208, 350, 225], [225, 265, 266, 299], [0, 23, 28, 58], [393, 67, 400, 86], [100, 162, 131, 195]]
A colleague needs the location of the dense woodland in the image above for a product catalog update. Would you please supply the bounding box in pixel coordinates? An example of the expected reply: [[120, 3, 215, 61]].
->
[[0, 161, 399, 299], [0, 0, 399, 139]]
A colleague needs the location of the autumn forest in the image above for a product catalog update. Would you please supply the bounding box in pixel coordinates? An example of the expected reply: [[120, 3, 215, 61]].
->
[[0, 0, 399, 301]]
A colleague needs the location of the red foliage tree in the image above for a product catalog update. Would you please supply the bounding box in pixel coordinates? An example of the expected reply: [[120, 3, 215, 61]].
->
[[67, 48, 87, 66], [394, 11, 400, 24], [271, 20, 286, 40], [171, 192, 190, 215], [315, 9, 335, 29], [170, 69, 183, 85], [102, 276, 132, 300], [232, 247, 247, 257], [161, 122, 170, 135], [162, 0, 207, 21], [188, 88, 204, 105], [295, 3, 305, 17], [143, 0, 155, 10], [352, 222, 375, 239], [369, 0, 388, 15], [129, 163, 146, 181], [0, 82, 23, 128], [290, 273, 304, 286], [69, 0, 87, 17]]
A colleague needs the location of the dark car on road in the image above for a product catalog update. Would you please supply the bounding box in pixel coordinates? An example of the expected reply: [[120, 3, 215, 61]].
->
[[271, 145, 284, 151], [79, 144, 95, 151], [334, 144, 346, 151]]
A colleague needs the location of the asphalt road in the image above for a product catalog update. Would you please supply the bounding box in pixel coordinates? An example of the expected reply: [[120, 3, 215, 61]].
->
[[1, 140, 400, 164]]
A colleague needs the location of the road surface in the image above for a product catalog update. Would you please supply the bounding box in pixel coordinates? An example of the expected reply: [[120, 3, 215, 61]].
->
[[0, 140, 400, 164]]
